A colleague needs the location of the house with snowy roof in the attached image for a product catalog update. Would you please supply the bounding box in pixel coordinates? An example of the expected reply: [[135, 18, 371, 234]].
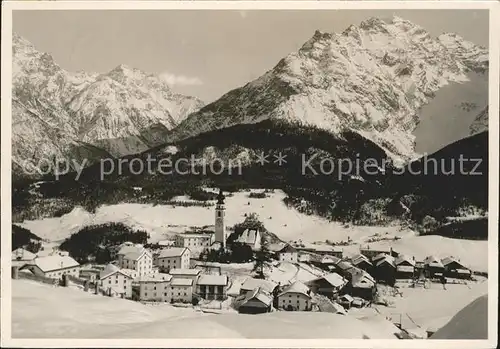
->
[[305, 272, 347, 298], [236, 287, 273, 314], [169, 268, 201, 284], [99, 264, 134, 298], [351, 254, 373, 272], [338, 294, 354, 309], [116, 243, 153, 277], [138, 273, 173, 302], [154, 247, 191, 272], [12, 248, 36, 267], [424, 256, 445, 278], [175, 232, 215, 255], [240, 277, 278, 296], [277, 281, 312, 311], [360, 246, 397, 260], [169, 278, 194, 303], [373, 254, 396, 285], [348, 270, 376, 300], [441, 256, 472, 279], [196, 274, 229, 300], [19, 255, 80, 279], [276, 243, 298, 263], [395, 255, 416, 279]]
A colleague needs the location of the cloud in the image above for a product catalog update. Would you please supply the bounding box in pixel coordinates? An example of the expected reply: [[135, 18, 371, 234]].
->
[[159, 72, 203, 86]]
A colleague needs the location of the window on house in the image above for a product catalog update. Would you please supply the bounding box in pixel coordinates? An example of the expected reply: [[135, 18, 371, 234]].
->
[[184, 293, 187, 296]]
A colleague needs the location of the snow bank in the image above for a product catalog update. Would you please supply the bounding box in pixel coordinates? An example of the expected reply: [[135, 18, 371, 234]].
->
[[12, 279, 401, 339], [431, 294, 488, 339]]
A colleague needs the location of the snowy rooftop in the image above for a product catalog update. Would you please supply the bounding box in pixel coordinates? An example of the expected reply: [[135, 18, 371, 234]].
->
[[424, 256, 445, 267], [100, 264, 133, 279], [12, 248, 36, 261], [395, 254, 416, 267], [241, 277, 277, 293], [31, 255, 79, 272], [157, 247, 188, 258], [138, 273, 173, 283], [197, 274, 228, 286], [242, 287, 273, 306], [169, 268, 201, 276], [375, 254, 396, 267], [117, 244, 149, 261], [171, 278, 193, 286], [278, 281, 311, 298]]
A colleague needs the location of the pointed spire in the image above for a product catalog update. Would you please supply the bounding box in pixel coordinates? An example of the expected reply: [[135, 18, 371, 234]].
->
[[216, 189, 225, 205]]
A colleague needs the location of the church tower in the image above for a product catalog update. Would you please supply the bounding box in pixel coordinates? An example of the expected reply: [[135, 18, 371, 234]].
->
[[214, 189, 226, 248]]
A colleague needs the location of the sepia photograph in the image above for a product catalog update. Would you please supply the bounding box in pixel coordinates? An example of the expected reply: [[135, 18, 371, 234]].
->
[[1, 1, 498, 347]]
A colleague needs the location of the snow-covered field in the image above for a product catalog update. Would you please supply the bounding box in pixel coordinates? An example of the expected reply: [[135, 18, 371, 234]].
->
[[348, 279, 488, 338], [20, 190, 415, 243], [12, 279, 403, 339], [19, 190, 488, 272]]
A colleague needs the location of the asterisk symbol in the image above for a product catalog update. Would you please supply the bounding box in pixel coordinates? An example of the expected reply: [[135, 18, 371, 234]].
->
[[255, 151, 270, 166], [273, 152, 287, 166]]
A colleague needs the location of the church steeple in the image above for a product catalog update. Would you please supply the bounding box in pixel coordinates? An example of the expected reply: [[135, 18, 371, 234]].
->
[[215, 189, 226, 248], [216, 189, 225, 205]]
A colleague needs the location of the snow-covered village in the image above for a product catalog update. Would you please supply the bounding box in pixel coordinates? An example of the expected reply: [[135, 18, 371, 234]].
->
[[4, 4, 493, 344], [11, 188, 488, 339]]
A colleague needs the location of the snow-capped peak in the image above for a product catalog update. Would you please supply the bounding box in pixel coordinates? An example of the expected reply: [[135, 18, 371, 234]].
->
[[172, 17, 488, 162]]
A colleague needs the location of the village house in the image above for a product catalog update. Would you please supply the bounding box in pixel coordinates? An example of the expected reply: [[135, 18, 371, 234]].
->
[[240, 277, 278, 296], [277, 281, 312, 311], [237, 287, 273, 314], [11, 248, 36, 267], [338, 294, 354, 309], [441, 257, 472, 279], [334, 260, 356, 279], [351, 254, 373, 272], [231, 227, 262, 251], [424, 256, 445, 278], [20, 255, 80, 279], [138, 273, 173, 302], [310, 254, 341, 271], [175, 232, 215, 255], [276, 244, 298, 263], [169, 278, 194, 303], [360, 246, 396, 260], [305, 273, 347, 298], [169, 268, 201, 284], [348, 270, 376, 300], [99, 264, 134, 298], [79, 267, 101, 282], [116, 243, 153, 277], [196, 274, 229, 300], [373, 254, 396, 285], [154, 247, 191, 272], [395, 255, 416, 279]]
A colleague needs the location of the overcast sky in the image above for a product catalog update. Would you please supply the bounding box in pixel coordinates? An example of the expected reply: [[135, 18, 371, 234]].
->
[[13, 9, 489, 102]]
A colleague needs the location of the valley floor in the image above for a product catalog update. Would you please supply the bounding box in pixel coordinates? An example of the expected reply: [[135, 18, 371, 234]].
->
[[19, 190, 488, 272]]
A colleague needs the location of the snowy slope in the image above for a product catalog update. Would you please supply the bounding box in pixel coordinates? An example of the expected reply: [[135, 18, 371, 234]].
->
[[18, 190, 488, 272], [12, 33, 204, 175], [12, 279, 402, 339], [431, 294, 488, 339], [172, 16, 488, 161]]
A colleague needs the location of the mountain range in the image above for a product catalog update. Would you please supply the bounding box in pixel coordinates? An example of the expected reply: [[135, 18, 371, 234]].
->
[[12, 33, 204, 178], [169, 16, 488, 161], [11, 16, 489, 231], [12, 16, 489, 181]]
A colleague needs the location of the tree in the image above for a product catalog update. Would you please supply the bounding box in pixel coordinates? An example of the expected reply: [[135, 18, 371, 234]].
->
[[253, 234, 272, 279]]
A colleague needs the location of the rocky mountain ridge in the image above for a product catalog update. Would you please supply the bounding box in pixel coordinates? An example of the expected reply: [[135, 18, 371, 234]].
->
[[170, 16, 488, 162], [12, 33, 204, 177]]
